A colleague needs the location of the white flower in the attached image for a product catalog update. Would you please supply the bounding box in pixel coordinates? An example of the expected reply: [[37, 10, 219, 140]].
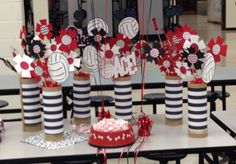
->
[[98, 43, 120, 60], [183, 35, 206, 51], [67, 51, 81, 72], [175, 61, 193, 80], [46, 39, 61, 56], [13, 54, 34, 78]]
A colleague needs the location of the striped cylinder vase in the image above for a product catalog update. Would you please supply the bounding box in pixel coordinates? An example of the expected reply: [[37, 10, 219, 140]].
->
[[114, 76, 132, 120], [73, 74, 91, 125], [21, 78, 42, 132], [188, 82, 208, 138], [42, 86, 64, 141], [165, 75, 183, 126]]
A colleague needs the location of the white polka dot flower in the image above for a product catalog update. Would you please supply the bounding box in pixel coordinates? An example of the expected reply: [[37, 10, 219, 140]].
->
[[13, 54, 34, 78], [98, 43, 120, 63], [183, 35, 206, 52]]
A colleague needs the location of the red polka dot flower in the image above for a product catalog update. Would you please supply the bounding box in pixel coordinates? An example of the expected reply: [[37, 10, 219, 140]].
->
[[13, 54, 34, 78], [31, 59, 49, 82], [36, 19, 53, 40], [207, 36, 228, 62], [67, 51, 81, 72], [56, 28, 78, 53]]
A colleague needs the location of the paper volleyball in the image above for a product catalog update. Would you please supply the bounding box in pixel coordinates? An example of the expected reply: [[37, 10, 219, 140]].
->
[[47, 52, 69, 83], [87, 18, 109, 36], [83, 46, 99, 72], [202, 53, 215, 83], [118, 17, 139, 39]]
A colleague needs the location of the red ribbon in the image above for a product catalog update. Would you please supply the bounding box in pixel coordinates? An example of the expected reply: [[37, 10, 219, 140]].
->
[[98, 107, 111, 121], [137, 113, 153, 137]]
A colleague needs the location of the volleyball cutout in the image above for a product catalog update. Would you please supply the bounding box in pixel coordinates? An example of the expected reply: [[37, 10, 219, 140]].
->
[[47, 52, 69, 83], [202, 53, 215, 83], [118, 17, 139, 39], [87, 18, 109, 36], [83, 46, 99, 72]]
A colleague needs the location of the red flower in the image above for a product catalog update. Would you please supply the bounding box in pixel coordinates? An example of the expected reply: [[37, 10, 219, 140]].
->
[[109, 33, 131, 54], [166, 29, 182, 52], [31, 59, 49, 82], [157, 53, 176, 75], [56, 28, 78, 53], [132, 40, 148, 59], [176, 25, 197, 48], [36, 19, 53, 40], [207, 36, 227, 62]]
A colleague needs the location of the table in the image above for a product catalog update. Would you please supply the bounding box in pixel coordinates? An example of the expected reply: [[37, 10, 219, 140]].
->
[[1, 115, 236, 163], [211, 110, 236, 138]]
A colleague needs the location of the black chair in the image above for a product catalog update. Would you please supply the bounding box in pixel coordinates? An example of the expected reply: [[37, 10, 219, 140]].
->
[[143, 93, 165, 114], [215, 90, 230, 111], [0, 100, 8, 108], [144, 153, 187, 164], [91, 95, 114, 117]]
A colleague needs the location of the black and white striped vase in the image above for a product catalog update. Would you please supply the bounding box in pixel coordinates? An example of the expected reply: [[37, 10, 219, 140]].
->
[[114, 76, 133, 121], [165, 75, 183, 126], [42, 86, 64, 141], [188, 82, 208, 138], [21, 78, 42, 132], [73, 74, 91, 125]]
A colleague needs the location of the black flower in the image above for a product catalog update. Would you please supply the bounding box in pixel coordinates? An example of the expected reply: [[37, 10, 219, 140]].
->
[[28, 40, 46, 59]]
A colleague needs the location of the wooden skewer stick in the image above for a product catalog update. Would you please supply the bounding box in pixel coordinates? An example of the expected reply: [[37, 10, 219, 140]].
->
[[151, 17, 163, 45]]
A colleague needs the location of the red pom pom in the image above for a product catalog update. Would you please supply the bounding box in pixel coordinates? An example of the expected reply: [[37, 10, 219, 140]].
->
[[137, 113, 152, 137]]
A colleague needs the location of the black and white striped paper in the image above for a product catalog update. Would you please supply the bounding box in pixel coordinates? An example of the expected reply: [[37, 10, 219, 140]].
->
[[21, 80, 41, 125], [165, 78, 183, 120], [42, 87, 64, 135], [73, 77, 91, 119], [114, 77, 132, 120], [188, 85, 207, 131]]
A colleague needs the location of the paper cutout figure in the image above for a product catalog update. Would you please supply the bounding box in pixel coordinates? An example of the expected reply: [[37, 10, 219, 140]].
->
[[83, 46, 99, 72], [28, 39, 46, 59], [67, 51, 81, 72], [118, 17, 139, 39], [113, 52, 137, 78], [87, 18, 109, 36], [47, 52, 69, 82], [207, 36, 227, 62], [56, 28, 78, 53], [202, 53, 215, 83], [13, 54, 34, 78], [36, 19, 53, 40]]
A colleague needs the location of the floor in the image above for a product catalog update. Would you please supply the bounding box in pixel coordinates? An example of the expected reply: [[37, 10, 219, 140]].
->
[[1, 15, 236, 163]]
